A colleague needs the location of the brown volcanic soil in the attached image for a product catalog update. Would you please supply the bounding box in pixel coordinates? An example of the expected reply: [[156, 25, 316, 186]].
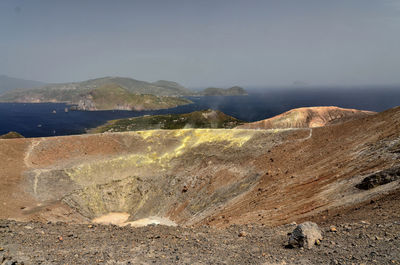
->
[[203, 106, 399, 227], [0, 106, 399, 264], [236, 106, 375, 129], [1, 189, 399, 264]]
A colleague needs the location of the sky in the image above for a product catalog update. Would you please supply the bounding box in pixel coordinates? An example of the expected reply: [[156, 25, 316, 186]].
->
[[0, 0, 400, 88]]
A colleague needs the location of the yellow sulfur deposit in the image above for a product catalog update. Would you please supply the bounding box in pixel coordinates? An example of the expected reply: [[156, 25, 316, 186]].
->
[[65, 129, 255, 185]]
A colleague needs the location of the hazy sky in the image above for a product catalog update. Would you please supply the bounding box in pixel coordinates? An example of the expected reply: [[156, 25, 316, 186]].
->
[[1, 0, 400, 88]]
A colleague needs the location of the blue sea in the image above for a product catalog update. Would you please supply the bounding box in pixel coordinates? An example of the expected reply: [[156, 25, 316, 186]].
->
[[0, 87, 399, 138]]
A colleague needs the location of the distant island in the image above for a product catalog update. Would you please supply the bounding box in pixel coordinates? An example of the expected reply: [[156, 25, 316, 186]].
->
[[68, 83, 191, 111], [0, 75, 46, 95], [0, 76, 192, 111], [0, 131, 24, 139], [88, 109, 245, 133], [198, 86, 247, 96], [0, 76, 248, 111]]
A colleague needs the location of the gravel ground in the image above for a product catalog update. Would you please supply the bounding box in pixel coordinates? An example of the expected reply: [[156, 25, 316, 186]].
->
[[1, 191, 400, 265]]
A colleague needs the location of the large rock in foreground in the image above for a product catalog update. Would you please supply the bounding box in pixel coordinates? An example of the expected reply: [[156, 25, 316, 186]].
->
[[288, 222, 323, 249]]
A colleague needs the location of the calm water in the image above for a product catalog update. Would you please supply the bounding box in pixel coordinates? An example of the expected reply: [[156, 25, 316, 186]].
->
[[1, 88, 399, 138]]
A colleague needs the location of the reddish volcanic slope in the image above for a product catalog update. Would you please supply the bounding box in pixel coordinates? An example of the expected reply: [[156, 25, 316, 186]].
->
[[0, 106, 398, 229], [236, 106, 376, 129]]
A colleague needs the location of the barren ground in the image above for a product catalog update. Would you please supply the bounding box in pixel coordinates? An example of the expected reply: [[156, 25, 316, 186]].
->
[[1, 189, 400, 264], [0, 107, 399, 264]]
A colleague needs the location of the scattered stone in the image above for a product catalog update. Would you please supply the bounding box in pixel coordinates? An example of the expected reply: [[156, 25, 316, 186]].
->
[[1, 198, 400, 264], [288, 222, 323, 249], [330, 226, 337, 232], [238, 231, 247, 237]]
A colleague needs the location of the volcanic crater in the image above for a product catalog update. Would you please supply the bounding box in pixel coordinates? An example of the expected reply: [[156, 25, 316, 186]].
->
[[1, 107, 399, 229]]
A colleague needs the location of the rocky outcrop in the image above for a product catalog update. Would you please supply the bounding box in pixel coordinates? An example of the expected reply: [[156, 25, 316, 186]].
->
[[76, 97, 96, 111], [356, 166, 400, 190]]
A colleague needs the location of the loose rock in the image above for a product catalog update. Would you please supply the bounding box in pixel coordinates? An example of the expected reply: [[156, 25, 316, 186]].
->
[[238, 231, 247, 237], [288, 222, 323, 249]]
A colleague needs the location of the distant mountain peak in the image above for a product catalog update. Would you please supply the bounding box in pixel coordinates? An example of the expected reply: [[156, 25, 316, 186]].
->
[[0, 75, 46, 95], [236, 106, 376, 129]]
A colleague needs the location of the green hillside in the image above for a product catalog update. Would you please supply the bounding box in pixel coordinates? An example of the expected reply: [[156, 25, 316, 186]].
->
[[0, 83, 191, 111], [0, 76, 193, 110], [88, 109, 245, 133], [86, 84, 191, 111]]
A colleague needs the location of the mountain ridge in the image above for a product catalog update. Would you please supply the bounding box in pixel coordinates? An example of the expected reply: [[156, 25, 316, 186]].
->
[[236, 106, 376, 129], [75, 83, 192, 111], [0, 76, 248, 110], [0, 77, 193, 111], [0, 75, 46, 95]]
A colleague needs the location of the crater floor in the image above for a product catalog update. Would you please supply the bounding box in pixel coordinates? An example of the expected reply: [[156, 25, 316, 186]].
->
[[1, 190, 399, 264]]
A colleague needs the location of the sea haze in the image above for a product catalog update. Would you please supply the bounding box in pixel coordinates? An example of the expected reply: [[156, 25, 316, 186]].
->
[[0, 87, 399, 138]]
